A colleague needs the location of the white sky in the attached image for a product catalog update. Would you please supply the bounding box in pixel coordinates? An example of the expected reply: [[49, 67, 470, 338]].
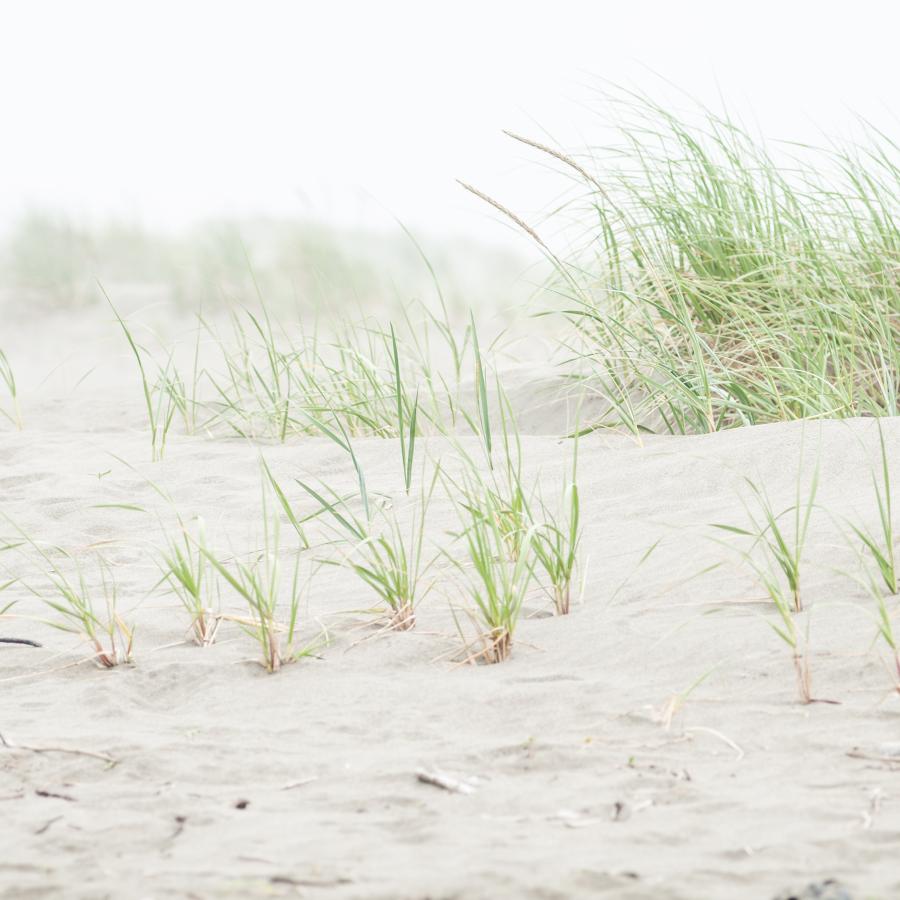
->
[[2, 0, 898, 245]]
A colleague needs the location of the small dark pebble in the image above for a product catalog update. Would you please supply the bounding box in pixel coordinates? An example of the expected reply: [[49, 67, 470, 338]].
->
[[772, 879, 853, 900], [234, 799, 250, 810]]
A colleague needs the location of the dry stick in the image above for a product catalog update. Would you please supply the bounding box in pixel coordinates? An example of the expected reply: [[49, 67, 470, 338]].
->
[[0, 731, 118, 766], [0, 656, 95, 684], [416, 768, 478, 795], [847, 749, 900, 766], [683, 726, 745, 762]]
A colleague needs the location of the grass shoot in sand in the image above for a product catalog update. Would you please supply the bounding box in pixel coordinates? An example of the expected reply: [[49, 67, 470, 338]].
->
[[198, 477, 320, 672], [849, 421, 897, 595], [17, 534, 134, 668], [446, 477, 536, 664], [0, 348, 22, 430], [714, 446, 819, 613], [157, 515, 221, 646], [530, 444, 582, 616], [298, 466, 439, 631], [761, 563, 813, 704]]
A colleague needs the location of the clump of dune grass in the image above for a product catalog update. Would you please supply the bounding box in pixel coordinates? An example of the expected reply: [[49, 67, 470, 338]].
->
[[449, 347, 532, 562], [0, 348, 21, 430], [298, 467, 439, 631], [450, 360, 582, 615], [848, 421, 897, 595], [714, 448, 819, 613], [157, 515, 221, 646], [477, 89, 900, 434], [198, 479, 320, 672], [20, 539, 133, 667], [106, 286, 483, 474], [712, 449, 821, 702], [452, 435, 531, 564], [201, 305, 427, 449], [530, 445, 582, 615], [447, 478, 536, 664]]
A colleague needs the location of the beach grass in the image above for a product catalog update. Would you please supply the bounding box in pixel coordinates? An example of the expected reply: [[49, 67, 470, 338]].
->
[[849, 421, 897, 595], [198, 479, 318, 672], [714, 446, 819, 613], [446, 475, 536, 664], [157, 515, 221, 646], [23, 540, 133, 667], [0, 348, 22, 430], [298, 465, 439, 631], [481, 90, 900, 435], [870, 579, 900, 693], [530, 445, 582, 615]]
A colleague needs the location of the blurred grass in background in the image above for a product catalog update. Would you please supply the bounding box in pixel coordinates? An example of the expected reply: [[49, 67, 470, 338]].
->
[[0, 212, 531, 318]]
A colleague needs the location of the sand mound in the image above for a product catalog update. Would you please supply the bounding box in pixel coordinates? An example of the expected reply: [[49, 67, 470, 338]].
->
[[1, 313, 898, 898]]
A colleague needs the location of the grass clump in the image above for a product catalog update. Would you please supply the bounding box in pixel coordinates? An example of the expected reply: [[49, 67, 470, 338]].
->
[[299, 468, 439, 631], [447, 479, 536, 664], [157, 515, 221, 646], [198, 478, 319, 672], [23, 541, 133, 668], [483, 89, 900, 434], [201, 306, 426, 448]]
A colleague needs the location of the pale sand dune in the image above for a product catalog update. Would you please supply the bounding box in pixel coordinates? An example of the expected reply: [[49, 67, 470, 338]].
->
[[2, 320, 899, 899]]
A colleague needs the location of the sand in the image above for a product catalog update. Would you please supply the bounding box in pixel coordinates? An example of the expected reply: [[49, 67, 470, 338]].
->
[[2, 311, 899, 899]]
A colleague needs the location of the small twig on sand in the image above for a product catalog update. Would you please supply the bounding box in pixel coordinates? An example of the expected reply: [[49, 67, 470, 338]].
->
[[416, 767, 480, 795], [34, 815, 63, 835], [847, 748, 900, 767], [684, 726, 745, 762], [0, 656, 96, 684], [0, 731, 118, 767], [280, 777, 319, 791], [35, 789, 77, 802]]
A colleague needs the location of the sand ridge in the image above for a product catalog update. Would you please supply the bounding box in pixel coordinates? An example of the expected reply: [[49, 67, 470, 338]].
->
[[2, 393, 899, 898]]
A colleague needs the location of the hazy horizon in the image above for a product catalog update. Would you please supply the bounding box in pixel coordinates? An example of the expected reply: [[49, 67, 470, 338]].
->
[[4, 0, 900, 251]]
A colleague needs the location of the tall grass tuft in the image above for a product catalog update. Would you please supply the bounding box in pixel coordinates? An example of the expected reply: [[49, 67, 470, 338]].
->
[[298, 467, 439, 631], [447, 479, 536, 664], [24, 541, 133, 667], [485, 90, 900, 434], [157, 515, 221, 646], [198, 476, 319, 672]]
